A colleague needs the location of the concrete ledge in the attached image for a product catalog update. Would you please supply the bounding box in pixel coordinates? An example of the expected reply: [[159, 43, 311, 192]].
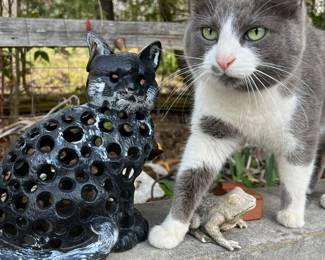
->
[[110, 182, 325, 260]]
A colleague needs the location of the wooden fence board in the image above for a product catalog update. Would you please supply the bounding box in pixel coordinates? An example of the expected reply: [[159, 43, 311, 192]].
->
[[0, 18, 185, 49]]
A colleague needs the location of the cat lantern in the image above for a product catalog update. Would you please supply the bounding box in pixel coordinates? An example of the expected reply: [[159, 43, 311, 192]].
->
[[0, 32, 162, 258]]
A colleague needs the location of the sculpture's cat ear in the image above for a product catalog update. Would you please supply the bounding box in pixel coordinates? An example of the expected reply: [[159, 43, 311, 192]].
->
[[86, 32, 113, 71], [139, 41, 162, 71]]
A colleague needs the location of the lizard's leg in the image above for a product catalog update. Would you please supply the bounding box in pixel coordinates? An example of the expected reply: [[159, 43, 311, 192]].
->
[[204, 215, 241, 251], [236, 219, 248, 229], [189, 229, 213, 243], [220, 222, 236, 231], [149, 118, 241, 249], [190, 213, 201, 229]]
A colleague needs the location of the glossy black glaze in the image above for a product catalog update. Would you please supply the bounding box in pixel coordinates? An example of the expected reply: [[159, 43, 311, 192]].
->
[[0, 33, 161, 254]]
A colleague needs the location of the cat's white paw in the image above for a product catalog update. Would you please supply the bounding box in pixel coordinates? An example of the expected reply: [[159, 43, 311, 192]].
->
[[148, 225, 185, 249], [148, 214, 189, 249], [320, 194, 325, 209], [276, 210, 305, 228]]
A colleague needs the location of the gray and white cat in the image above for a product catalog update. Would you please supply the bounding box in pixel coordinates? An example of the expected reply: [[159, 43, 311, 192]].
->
[[149, 0, 325, 249]]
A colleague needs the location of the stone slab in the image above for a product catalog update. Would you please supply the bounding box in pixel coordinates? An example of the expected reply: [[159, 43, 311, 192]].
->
[[109, 182, 325, 260]]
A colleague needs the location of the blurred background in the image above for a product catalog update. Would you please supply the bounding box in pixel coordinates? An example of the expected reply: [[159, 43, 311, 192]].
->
[[0, 0, 324, 200]]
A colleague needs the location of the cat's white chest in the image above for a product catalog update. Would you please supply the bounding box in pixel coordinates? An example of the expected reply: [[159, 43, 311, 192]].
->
[[193, 80, 298, 153]]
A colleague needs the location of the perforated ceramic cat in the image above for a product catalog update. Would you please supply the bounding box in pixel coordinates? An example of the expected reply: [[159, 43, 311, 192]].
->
[[0, 32, 162, 256], [149, 0, 325, 250]]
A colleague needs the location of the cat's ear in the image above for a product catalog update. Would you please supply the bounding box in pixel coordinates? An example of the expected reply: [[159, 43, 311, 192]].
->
[[138, 41, 162, 71], [86, 32, 114, 71]]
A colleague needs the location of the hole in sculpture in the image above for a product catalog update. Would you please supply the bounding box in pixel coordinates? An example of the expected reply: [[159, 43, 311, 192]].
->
[[59, 178, 75, 192], [59, 148, 79, 167], [24, 180, 38, 193], [90, 162, 104, 176], [81, 185, 98, 202], [33, 219, 52, 234], [16, 217, 28, 229], [139, 123, 150, 137], [0, 209, 5, 222], [128, 147, 140, 160], [136, 112, 145, 120], [16, 138, 26, 149], [75, 170, 89, 183], [36, 192, 53, 209], [13, 194, 28, 211], [62, 114, 74, 124], [81, 112, 96, 125], [38, 136, 55, 154], [14, 160, 29, 177], [48, 238, 62, 249], [2, 169, 11, 182], [92, 136, 103, 147], [8, 180, 20, 192], [122, 168, 135, 180], [23, 144, 35, 156], [63, 126, 83, 143], [7, 152, 17, 163], [44, 120, 59, 131], [110, 73, 119, 83], [119, 123, 133, 137], [99, 106, 110, 115], [38, 164, 56, 182], [30, 128, 40, 139], [117, 111, 128, 119], [3, 223, 18, 238], [105, 196, 117, 213], [0, 189, 8, 203], [100, 120, 113, 133], [56, 199, 75, 218], [69, 225, 84, 239], [106, 143, 121, 158], [81, 146, 92, 158]]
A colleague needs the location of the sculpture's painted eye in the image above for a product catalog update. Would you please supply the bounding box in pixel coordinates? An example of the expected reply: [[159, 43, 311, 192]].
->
[[245, 27, 267, 42], [138, 76, 145, 86], [110, 73, 119, 83], [202, 27, 218, 41]]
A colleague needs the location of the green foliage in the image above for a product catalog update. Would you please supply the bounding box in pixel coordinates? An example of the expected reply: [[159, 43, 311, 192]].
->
[[159, 179, 175, 198], [34, 50, 50, 63], [310, 13, 325, 29], [228, 147, 279, 188], [157, 50, 179, 77], [265, 154, 279, 187]]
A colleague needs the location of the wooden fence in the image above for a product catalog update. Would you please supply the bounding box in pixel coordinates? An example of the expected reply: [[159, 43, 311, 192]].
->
[[0, 17, 191, 115]]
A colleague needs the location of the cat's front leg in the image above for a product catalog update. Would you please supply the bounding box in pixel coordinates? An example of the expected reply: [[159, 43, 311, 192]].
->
[[149, 125, 240, 249], [276, 155, 315, 228]]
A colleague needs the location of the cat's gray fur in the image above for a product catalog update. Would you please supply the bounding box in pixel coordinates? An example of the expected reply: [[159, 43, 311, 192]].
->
[[148, 0, 325, 250]]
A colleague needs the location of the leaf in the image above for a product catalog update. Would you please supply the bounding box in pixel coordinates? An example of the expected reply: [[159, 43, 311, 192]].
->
[[234, 152, 246, 180], [159, 179, 174, 198], [34, 50, 50, 63], [265, 154, 278, 187]]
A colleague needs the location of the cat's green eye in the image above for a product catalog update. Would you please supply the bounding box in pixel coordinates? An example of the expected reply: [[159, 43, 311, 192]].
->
[[245, 27, 267, 41], [202, 27, 218, 41]]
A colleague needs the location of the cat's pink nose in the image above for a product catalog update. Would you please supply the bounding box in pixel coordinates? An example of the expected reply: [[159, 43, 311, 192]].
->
[[216, 55, 236, 71]]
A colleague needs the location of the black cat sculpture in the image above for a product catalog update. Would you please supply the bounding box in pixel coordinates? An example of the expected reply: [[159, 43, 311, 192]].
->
[[0, 32, 162, 254]]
